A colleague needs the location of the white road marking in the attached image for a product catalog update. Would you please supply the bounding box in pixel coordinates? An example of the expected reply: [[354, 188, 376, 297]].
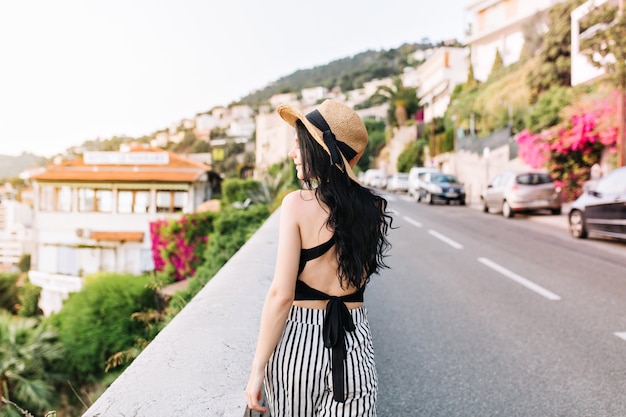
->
[[428, 230, 463, 249], [404, 216, 422, 228], [614, 332, 626, 341], [478, 257, 561, 301]]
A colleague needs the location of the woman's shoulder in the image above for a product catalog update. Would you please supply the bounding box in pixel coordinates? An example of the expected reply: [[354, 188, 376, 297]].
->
[[281, 189, 323, 217], [281, 189, 314, 207]]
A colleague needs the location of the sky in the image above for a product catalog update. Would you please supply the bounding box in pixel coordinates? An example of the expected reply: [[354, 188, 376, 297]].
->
[[0, 0, 468, 157]]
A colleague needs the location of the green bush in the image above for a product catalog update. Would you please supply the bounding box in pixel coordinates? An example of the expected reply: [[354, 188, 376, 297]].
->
[[17, 277, 42, 317], [168, 204, 270, 314], [49, 273, 157, 383], [221, 178, 264, 205], [397, 139, 428, 172], [17, 253, 31, 272], [0, 271, 19, 313], [524, 85, 574, 133]]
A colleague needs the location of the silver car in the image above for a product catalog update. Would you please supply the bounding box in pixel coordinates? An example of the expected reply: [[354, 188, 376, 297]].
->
[[481, 171, 562, 218]]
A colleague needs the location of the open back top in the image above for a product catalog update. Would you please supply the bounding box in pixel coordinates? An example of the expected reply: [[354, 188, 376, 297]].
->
[[293, 234, 365, 403]]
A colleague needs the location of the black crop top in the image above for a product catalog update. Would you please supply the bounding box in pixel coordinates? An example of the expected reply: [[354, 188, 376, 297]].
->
[[294, 235, 365, 403]]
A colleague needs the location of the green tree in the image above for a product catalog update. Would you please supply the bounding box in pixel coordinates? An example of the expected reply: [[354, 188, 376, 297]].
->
[[489, 49, 504, 77], [173, 130, 198, 153], [190, 140, 211, 153], [524, 86, 574, 133], [213, 141, 246, 178], [0, 312, 64, 416], [356, 118, 386, 172], [0, 273, 18, 314], [527, 0, 586, 101], [373, 77, 420, 128], [580, 4, 626, 89], [397, 139, 428, 172]]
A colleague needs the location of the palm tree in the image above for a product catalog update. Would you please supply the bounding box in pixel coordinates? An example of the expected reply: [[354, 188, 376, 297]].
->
[[373, 77, 420, 129], [0, 311, 64, 417]]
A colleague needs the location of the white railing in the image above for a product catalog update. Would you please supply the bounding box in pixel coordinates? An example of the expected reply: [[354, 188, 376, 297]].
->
[[0, 239, 23, 265], [28, 270, 84, 316]]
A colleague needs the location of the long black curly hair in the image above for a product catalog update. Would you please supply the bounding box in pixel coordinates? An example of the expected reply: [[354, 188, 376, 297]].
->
[[295, 120, 392, 290]]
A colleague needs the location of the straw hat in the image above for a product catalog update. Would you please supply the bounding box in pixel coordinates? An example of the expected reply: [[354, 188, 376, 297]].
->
[[277, 99, 368, 184]]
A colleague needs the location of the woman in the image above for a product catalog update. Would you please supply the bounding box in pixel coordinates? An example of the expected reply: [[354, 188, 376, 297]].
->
[[246, 99, 392, 416]]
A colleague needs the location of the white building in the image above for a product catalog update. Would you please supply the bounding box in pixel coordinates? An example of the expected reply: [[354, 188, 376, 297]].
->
[[418, 47, 470, 122], [28, 147, 217, 315], [570, 0, 619, 86], [0, 199, 34, 268], [301, 86, 329, 105], [269, 92, 299, 109], [465, 0, 565, 82], [363, 78, 394, 97], [254, 111, 296, 177]]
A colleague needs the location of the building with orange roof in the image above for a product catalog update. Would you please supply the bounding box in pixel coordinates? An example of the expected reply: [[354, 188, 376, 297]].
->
[[28, 146, 220, 315]]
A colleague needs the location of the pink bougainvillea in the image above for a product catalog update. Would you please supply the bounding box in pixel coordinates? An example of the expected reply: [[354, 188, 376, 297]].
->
[[516, 129, 551, 169], [516, 91, 618, 201], [149, 213, 213, 281]]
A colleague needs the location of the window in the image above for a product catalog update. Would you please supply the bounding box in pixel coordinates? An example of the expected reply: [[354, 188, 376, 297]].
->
[[596, 168, 626, 195], [516, 174, 552, 185], [57, 246, 79, 276], [156, 190, 187, 213], [118, 190, 150, 214], [78, 188, 112, 212], [39, 186, 55, 212], [39, 185, 72, 212], [57, 186, 72, 212]]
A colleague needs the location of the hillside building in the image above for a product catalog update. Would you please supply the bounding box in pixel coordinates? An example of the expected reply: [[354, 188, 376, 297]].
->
[[28, 146, 219, 315]]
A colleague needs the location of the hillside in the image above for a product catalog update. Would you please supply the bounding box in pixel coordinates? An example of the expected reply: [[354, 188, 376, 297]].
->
[[238, 42, 436, 107], [0, 153, 48, 180]]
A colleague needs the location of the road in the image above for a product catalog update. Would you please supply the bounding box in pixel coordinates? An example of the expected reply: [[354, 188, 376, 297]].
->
[[367, 192, 626, 417]]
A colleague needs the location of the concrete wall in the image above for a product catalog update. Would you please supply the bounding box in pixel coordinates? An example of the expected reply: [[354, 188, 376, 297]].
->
[[83, 210, 280, 416]]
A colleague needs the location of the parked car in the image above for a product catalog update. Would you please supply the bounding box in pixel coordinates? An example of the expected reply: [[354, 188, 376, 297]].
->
[[419, 172, 466, 205], [568, 166, 626, 240], [407, 166, 440, 201], [363, 169, 384, 188], [481, 171, 562, 218], [386, 173, 409, 193]]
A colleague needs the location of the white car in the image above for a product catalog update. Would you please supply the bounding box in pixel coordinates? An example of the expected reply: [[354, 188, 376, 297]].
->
[[363, 169, 385, 188], [386, 173, 409, 193], [407, 166, 440, 201]]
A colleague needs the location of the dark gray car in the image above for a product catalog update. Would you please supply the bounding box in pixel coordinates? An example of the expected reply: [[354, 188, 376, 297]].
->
[[568, 166, 626, 240], [418, 172, 466, 205]]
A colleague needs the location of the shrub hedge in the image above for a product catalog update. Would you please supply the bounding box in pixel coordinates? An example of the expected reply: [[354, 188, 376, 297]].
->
[[49, 273, 157, 383]]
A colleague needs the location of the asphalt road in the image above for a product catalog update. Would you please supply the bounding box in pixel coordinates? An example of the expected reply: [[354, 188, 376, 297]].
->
[[367, 192, 626, 417]]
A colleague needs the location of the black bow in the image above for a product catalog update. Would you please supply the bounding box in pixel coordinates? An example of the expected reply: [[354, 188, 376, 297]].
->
[[323, 297, 356, 403], [305, 110, 357, 169]]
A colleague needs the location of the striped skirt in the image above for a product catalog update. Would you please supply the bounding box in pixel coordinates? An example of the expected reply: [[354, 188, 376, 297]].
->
[[264, 305, 378, 416]]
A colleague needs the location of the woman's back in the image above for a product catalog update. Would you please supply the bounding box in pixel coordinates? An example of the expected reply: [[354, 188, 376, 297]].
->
[[289, 189, 363, 308]]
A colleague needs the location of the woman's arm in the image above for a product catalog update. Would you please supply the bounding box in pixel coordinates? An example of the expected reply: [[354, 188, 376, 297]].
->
[[245, 192, 301, 412]]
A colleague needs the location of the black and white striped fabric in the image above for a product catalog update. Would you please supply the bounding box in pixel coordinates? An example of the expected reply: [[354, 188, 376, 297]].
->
[[264, 305, 378, 416]]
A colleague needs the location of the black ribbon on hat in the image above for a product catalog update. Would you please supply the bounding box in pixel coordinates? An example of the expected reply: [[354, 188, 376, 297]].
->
[[323, 297, 356, 403], [305, 109, 357, 169]]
